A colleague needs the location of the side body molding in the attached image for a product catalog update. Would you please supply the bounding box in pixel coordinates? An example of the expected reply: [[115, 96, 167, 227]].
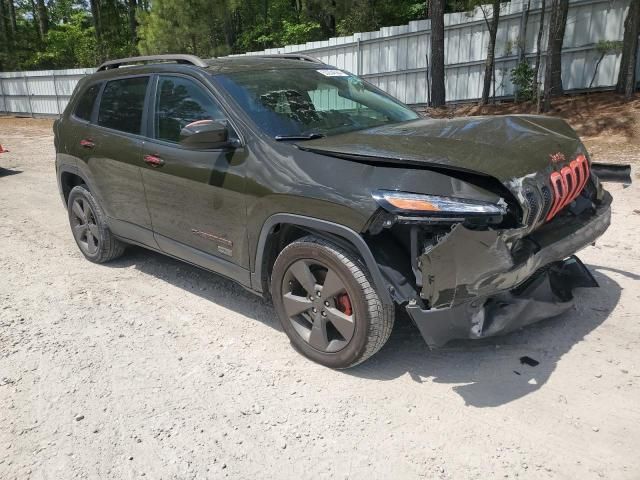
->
[[252, 214, 393, 306]]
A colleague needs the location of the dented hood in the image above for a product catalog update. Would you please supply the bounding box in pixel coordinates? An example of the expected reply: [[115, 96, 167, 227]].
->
[[300, 115, 585, 182]]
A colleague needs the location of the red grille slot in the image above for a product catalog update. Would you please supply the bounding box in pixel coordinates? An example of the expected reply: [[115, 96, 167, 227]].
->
[[545, 154, 589, 221], [561, 165, 577, 201], [547, 171, 567, 220]]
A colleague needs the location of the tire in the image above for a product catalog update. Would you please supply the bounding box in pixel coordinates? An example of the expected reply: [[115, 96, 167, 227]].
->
[[67, 185, 125, 264], [271, 235, 394, 368]]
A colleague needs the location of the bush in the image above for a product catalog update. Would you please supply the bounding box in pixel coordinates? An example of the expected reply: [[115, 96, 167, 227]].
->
[[510, 61, 535, 102]]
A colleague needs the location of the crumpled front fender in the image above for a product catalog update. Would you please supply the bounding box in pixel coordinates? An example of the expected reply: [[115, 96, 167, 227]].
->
[[420, 193, 611, 309]]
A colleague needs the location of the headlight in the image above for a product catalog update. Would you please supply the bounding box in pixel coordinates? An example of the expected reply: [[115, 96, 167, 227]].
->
[[373, 190, 507, 217]]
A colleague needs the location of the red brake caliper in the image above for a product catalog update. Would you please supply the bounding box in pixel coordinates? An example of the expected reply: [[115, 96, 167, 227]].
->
[[336, 293, 353, 316]]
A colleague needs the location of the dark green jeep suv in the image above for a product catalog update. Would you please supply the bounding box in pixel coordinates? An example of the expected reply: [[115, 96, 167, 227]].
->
[[55, 54, 615, 368]]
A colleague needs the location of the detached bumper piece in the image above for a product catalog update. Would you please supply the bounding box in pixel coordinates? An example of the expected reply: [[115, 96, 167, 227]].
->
[[590, 163, 632, 184], [407, 256, 597, 347]]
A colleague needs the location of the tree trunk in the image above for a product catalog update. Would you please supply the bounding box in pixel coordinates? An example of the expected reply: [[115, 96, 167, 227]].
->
[[543, 0, 569, 111], [29, 0, 44, 43], [128, 0, 138, 47], [223, 7, 242, 50], [616, 0, 640, 99], [534, 0, 546, 113], [480, 0, 501, 105], [549, 0, 568, 94], [8, 0, 17, 39], [429, 0, 446, 107], [0, 0, 7, 52], [518, 0, 531, 63], [36, 0, 49, 38], [514, 0, 531, 102], [89, 0, 103, 59]]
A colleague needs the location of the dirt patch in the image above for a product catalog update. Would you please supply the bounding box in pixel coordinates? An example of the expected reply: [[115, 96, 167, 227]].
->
[[0, 116, 55, 137], [422, 92, 640, 166], [1, 118, 639, 479]]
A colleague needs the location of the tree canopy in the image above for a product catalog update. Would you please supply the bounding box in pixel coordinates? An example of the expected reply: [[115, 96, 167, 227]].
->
[[1, 0, 636, 105], [0, 0, 487, 71]]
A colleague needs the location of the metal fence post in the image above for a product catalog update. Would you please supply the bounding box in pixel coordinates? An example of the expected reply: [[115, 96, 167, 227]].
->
[[426, 53, 431, 106], [52, 71, 61, 115], [356, 38, 362, 75], [0, 76, 6, 115], [23, 72, 34, 117]]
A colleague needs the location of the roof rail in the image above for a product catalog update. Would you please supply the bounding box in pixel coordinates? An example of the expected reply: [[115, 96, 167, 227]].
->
[[250, 54, 324, 64], [97, 54, 208, 71]]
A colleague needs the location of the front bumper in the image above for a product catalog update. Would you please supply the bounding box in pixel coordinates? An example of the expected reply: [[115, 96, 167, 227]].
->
[[406, 193, 611, 347]]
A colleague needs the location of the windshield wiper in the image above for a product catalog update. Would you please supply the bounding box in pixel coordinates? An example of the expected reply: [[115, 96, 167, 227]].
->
[[274, 133, 325, 141]]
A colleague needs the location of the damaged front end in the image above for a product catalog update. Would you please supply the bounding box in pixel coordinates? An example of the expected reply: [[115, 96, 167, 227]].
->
[[367, 168, 613, 348], [302, 114, 622, 347]]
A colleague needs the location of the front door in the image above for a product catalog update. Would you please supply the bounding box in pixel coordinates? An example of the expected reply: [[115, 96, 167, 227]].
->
[[140, 74, 248, 278]]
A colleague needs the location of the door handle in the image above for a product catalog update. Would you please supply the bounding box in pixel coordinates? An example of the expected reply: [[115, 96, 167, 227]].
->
[[143, 154, 165, 168], [80, 139, 95, 149]]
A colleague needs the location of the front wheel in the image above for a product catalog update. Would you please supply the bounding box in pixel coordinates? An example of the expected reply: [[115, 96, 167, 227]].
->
[[271, 236, 394, 369]]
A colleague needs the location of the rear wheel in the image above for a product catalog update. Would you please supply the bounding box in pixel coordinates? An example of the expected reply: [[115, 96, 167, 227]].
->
[[68, 185, 125, 263], [271, 236, 394, 368]]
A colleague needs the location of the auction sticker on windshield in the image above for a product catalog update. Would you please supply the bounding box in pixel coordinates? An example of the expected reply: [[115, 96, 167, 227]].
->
[[317, 69, 349, 77]]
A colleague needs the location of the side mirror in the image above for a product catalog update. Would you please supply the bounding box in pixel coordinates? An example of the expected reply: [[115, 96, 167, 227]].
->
[[179, 120, 231, 149]]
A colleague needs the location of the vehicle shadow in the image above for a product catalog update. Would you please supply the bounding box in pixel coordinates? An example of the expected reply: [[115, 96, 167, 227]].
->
[[0, 167, 22, 178], [347, 266, 622, 407], [106, 249, 622, 407], [106, 246, 282, 332]]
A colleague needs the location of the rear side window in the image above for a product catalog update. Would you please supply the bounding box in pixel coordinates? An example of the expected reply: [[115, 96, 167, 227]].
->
[[98, 77, 149, 135], [74, 84, 100, 121]]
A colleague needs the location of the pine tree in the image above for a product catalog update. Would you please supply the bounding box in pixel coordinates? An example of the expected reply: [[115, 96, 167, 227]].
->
[[429, 0, 446, 107]]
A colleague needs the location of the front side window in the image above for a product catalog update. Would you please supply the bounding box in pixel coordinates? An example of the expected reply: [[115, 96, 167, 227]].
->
[[98, 76, 149, 135], [74, 83, 100, 121], [216, 68, 419, 138], [154, 76, 226, 143]]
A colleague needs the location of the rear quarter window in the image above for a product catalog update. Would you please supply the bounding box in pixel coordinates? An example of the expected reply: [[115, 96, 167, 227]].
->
[[73, 84, 100, 121], [98, 76, 149, 135]]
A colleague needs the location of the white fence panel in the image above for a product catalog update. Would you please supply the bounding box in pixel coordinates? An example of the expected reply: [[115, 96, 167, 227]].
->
[[236, 0, 630, 104], [0, 68, 95, 115], [0, 0, 633, 116]]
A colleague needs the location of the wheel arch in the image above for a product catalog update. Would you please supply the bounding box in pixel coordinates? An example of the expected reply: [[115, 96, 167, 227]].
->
[[252, 214, 393, 306], [57, 165, 97, 207]]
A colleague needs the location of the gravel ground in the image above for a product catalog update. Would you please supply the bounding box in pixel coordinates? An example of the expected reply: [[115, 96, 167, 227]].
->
[[1, 117, 639, 480]]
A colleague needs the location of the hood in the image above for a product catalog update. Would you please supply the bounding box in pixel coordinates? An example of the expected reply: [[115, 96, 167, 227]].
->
[[298, 115, 586, 183]]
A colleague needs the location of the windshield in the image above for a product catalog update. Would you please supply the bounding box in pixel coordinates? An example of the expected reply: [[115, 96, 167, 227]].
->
[[216, 67, 419, 138]]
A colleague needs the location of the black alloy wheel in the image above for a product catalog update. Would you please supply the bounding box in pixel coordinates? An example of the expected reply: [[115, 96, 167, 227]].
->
[[282, 258, 356, 353], [70, 196, 100, 256], [271, 236, 394, 368], [67, 185, 125, 263]]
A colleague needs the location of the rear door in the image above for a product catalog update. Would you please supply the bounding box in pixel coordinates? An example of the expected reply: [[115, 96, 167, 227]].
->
[[60, 81, 101, 171], [140, 74, 248, 277], [86, 75, 155, 246]]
